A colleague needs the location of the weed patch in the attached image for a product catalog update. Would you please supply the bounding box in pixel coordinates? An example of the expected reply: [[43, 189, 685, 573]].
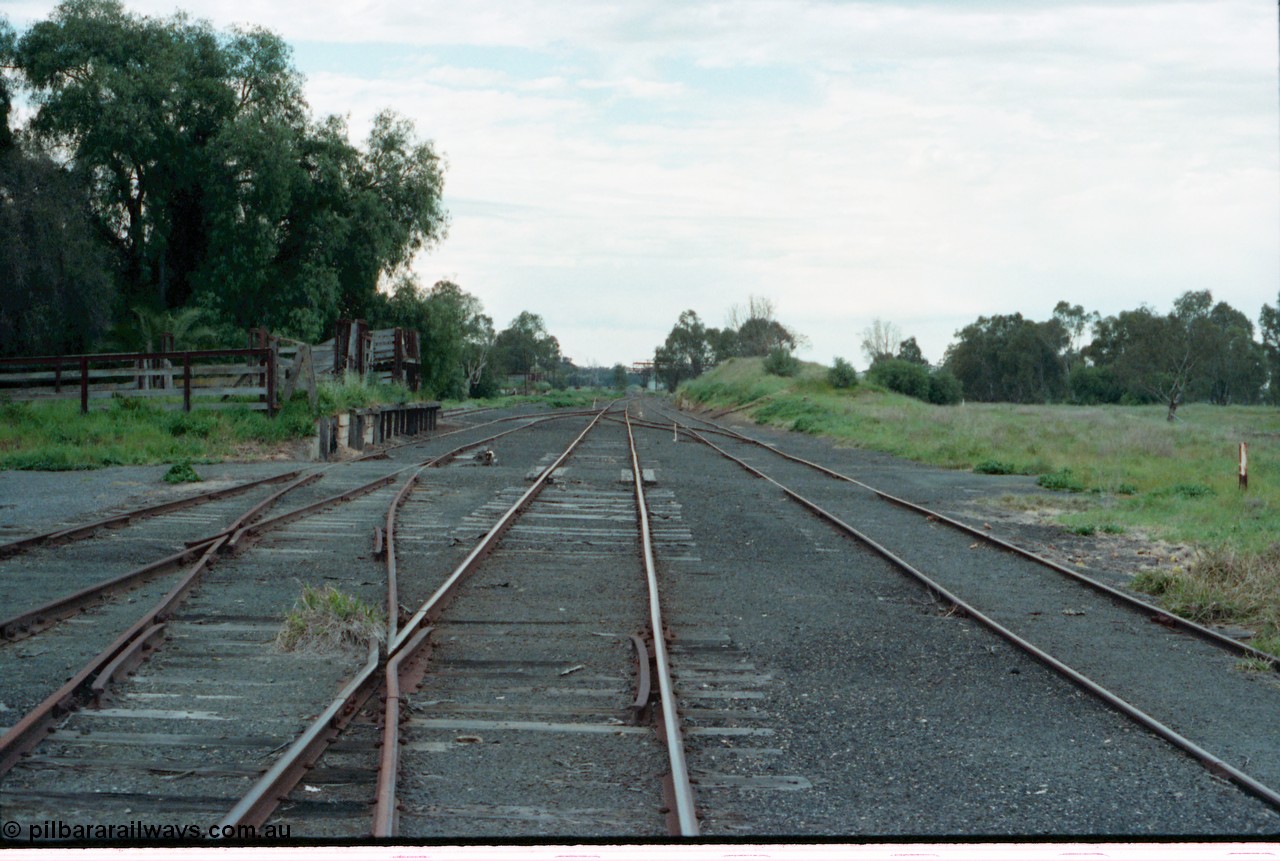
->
[[1131, 546, 1280, 657], [1037, 468, 1085, 493], [1153, 483, 1216, 500], [276, 584, 383, 654], [163, 461, 201, 483]]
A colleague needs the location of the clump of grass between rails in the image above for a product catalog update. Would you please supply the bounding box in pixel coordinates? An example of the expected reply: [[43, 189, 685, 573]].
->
[[276, 584, 384, 654]]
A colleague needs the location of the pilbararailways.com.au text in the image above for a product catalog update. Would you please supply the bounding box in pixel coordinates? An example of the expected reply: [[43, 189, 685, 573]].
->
[[3, 819, 291, 841]]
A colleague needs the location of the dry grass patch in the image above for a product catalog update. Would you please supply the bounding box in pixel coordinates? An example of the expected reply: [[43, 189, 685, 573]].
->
[[276, 583, 384, 654], [1132, 546, 1280, 657]]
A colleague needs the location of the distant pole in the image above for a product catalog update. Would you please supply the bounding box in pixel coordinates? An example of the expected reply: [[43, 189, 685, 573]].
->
[[1240, 442, 1248, 491]]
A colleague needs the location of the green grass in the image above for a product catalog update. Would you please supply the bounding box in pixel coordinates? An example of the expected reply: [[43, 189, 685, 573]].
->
[[0, 379, 618, 471], [162, 460, 202, 483], [440, 388, 621, 412], [276, 583, 384, 654], [679, 358, 1280, 656], [0, 394, 317, 470]]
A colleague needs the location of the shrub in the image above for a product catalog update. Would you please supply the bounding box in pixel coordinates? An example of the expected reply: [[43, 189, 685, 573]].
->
[[867, 358, 930, 400], [1149, 483, 1216, 500], [163, 461, 202, 483], [763, 347, 800, 377], [974, 459, 1017, 475], [1038, 468, 1085, 493], [827, 357, 858, 389], [926, 370, 963, 405]]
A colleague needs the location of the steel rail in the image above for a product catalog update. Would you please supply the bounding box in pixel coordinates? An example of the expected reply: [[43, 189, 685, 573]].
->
[[0, 469, 301, 559], [217, 407, 613, 835], [370, 406, 617, 837], [370, 627, 432, 837], [2, 473, 323, 642], [0, 465, 397, 775], [1, 405, 611, 776], [353, 407, 601, 464], [382, 413, 594, 644], [659, 405, 1280, 668], [389, 408, 613, 655], [216, 642, 382, 831], [0, 535, 226, 775], [679, 424, 1280, 814], [624, 409, 700, 836]]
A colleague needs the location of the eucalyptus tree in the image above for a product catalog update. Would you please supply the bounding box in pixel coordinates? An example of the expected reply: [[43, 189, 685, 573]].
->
[[494, 312, 560, 380], [943, 313, 1067, 403]]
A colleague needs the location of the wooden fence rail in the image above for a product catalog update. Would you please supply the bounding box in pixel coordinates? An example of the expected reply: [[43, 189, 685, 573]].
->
[[0, 348, 278, 415]]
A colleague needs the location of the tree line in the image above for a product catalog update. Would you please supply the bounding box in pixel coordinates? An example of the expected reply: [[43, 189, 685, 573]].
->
[[941, 292, 1280, 417], [0, 1, 589, 401], [658, 290, 1280, 416], [653, 296, 804, 391]]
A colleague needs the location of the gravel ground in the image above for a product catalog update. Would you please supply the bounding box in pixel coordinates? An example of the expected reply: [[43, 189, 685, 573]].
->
[[660, 401, 1280, 799], [629, 402, 1280, 837], [6, 400, 1279, 843]]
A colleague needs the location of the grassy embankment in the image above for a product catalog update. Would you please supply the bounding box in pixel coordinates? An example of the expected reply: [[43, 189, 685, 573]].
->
[[0, 379, 617, 471], [678, 357, 1280, 656]]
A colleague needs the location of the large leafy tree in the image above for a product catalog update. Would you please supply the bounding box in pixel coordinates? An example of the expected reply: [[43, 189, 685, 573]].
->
[[494, 312, 560, 380], [0, 146, 115, 356], [943, 313, 1068, 403], [12, 0, 447, 345], [1085, 291, 1266, 415], [654, 310, 714, 391], [369, 277, 490, 400], [729, 296, 800, 357], [0, 16, 115, 356], [1185, 299, 1266, 405], [17, 0, 237, 309]]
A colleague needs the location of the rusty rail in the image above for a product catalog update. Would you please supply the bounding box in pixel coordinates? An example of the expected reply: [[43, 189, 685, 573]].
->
[[659, 406, 1280, 669], [218, 643, 381, 830], [675, 420, 1280, 815], [0, 469, 300, 560], [624, 408, 699, 836], [370, 406, 613, 837], [3, 473, 322, 642], [217, 407, 615, 835]]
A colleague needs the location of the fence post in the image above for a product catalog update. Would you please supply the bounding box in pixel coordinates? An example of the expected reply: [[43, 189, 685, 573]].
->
[[1240, 442, 1248, 491], [183, 354, 192, 412], [394, 328, 404, 387], [266, 343, 277, 417], [79, 356, 89, 414]]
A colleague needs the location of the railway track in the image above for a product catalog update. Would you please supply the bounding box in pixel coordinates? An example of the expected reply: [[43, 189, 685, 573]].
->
[[4, 396, 1279, 839], [0, 405, 618, 840], [636, 400, 1280, 828], [219, 404, 699, 839]]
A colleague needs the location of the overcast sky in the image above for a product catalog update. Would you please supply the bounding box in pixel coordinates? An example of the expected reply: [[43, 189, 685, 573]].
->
[[6, 0, 1278, 368]]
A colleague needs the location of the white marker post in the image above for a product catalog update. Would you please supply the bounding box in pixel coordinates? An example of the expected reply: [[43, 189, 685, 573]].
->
[[1239, 442, 1248, 491]]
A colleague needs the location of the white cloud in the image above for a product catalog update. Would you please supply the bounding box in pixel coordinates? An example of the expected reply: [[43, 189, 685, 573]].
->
[[6, 0, 1276, 366]]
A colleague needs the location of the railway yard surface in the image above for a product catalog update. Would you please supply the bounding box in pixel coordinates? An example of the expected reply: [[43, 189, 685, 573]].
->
[[1, 397, 1279, 845]]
